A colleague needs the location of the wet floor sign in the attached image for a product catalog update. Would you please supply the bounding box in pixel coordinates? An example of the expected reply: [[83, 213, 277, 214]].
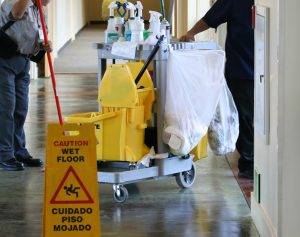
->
[[43, 123, 100, 237]]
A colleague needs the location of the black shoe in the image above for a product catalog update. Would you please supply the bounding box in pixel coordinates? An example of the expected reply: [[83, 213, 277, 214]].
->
[[15, 155, 43, 167], [0, 158, 25, 171], [238, 169, 254, 180]]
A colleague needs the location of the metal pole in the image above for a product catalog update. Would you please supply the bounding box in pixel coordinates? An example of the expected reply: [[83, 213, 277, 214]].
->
[[168, 0, 175, 32], [159, 0, 166, 19], [36, 0, 63, 125]]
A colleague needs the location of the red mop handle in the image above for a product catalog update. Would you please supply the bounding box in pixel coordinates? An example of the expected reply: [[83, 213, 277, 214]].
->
[[36, 0, 63, 125]]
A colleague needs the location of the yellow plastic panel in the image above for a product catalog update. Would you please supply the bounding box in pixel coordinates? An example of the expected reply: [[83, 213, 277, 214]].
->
[[125, 106, 149, 162], [101, 108, 127, 161], [192, 135, 208, 162], [99, 65, 138, 108], [126, 62, 154, 89], [127, 62, 155, 122]]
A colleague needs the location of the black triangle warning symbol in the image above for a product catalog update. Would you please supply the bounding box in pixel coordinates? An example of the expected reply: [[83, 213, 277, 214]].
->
[[50, 166, 94, 204]]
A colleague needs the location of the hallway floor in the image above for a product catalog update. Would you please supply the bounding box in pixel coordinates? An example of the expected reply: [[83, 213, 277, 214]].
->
[[0, 74, 259, 237], [54, 24, 105, 74], [0, 25, 259, 237]]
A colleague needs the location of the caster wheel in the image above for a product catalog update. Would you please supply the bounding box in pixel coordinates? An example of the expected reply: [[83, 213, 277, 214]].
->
[[175, 163, 196, 188], [129, 164, 137, 171], [113, 185, 129, 203]]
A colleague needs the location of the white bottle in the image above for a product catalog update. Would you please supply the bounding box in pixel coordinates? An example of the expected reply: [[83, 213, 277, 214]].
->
[[126, 2, 136, 20], [126, 2, 136, 39], [161, 18, 171, 43], [149, 11, 162, 38], [105, 2, 118, 44], [129, 1, 144, 43], [136, 1, 144, 21], [131, 19, 144, 43], [115, 16, 125, 36]]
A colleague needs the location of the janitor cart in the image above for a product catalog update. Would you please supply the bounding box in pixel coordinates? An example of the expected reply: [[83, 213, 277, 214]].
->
[[66, 41, 220, 203]]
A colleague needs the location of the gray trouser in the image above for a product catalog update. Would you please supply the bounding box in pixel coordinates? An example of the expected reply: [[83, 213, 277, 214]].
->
[[0, 56, 30, 162]]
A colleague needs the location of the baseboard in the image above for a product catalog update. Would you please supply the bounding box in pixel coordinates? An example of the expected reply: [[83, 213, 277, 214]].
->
[[57, 39, 72, 55], [251, 194, 277, 237], [89, 20, 106, 25]]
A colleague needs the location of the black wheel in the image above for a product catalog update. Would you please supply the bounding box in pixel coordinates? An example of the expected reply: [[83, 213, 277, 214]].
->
[[129, 164, 137, 170], [175, 163, 196, 188], [113, 186, 129, 203]]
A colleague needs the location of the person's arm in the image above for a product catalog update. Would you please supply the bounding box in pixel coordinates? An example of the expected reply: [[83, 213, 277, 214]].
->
[[180, 0, 233, 42], [180, 19, 209, 42], [11, 0, 31, 19]]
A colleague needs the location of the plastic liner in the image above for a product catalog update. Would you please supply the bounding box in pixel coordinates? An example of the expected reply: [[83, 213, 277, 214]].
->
[[208, 83, 239, 156], [163, 49, 226, 156]]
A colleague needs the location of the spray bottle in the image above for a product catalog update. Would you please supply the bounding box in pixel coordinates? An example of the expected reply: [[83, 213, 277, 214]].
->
[[105, 1, 119, 44], [114, 1, 128, 37], [124, 2, 136, 41], [126, 2, 136, 20], [115, 17, 124, 37], [130, 1, 144, 43], [149, 11, 162, 38], [161, 18, 171, 43], [136, 1, 143, 21]]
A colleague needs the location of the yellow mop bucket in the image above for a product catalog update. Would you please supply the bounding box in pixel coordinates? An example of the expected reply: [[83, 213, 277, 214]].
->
[[192, 135, 208, 161], [65, 62, 155, 163]]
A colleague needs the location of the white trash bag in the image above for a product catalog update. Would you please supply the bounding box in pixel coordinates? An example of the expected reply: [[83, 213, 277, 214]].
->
[[163, 49, 226, 156], [208, 83, 239, 156]]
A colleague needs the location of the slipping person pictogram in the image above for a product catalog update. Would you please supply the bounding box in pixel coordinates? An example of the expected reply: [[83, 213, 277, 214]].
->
[[64, 184, 80, 198]]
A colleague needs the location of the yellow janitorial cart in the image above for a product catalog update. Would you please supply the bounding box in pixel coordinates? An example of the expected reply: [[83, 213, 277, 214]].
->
[[65, 39, 218, 203]]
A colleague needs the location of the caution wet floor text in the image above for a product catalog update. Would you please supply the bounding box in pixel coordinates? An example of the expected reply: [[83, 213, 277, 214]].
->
[[43, 123, 100, 237]]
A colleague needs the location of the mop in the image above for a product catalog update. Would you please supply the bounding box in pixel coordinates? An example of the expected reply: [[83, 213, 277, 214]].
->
[[36, 0, 63, 125]]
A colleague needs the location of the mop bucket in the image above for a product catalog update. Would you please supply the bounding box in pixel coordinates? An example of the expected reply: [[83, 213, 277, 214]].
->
[[65, 62, 155, 163], [64, 110, 147, 162]]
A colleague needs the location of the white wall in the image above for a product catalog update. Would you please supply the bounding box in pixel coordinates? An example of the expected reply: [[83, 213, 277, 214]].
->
[[48, 0, 88, 56], [252, 0, 300, 236], [55, 0, 72, 50], [182, 0, 218, 42], [278, 0, 300, 235], [251, 0, 280, 235], [72, 0, 88, 38]]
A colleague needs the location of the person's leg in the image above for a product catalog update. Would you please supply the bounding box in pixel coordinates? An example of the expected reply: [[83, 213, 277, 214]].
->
[[227, 79, 254, 178], [0, 59, 16, 161], [235, 95, 254, 173], [0, 58, 24, 171], [14, 60, 30, 158], [14, 59, 43, 167]]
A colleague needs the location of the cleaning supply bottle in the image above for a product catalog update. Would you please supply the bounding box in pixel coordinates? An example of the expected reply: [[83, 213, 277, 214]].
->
[[135, 1, 144, 21], [126, 2, 136, 20], [130, 1, 144, 43], [124, 21, 131, 41], [124, 2, 136, 41], [149, 11, 162, 38], [115, 16, 125, 37], [113, 1, 128, 37], [130, 18, 144, 43], [136, 1, 145, 35], [105, 1, 119, 44], [161, 18, 171, 43]]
